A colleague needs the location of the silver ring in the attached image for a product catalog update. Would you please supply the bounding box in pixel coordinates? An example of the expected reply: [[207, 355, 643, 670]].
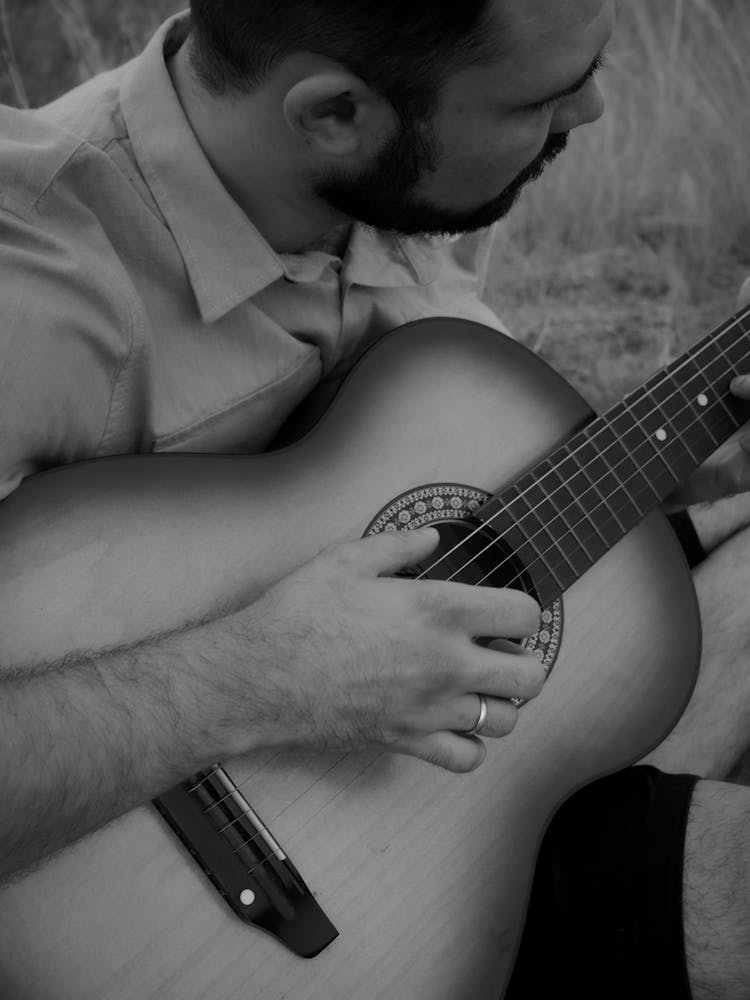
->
[[464, 694, 488, 737]]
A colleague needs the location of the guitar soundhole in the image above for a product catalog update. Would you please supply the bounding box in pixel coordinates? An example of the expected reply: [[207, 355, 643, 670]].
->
[[398, 518, 536, 600], [365, 483, 563, 672]]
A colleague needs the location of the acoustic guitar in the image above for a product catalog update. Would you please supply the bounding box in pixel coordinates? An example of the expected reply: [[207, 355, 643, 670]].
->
[[0, 311, 748, 999]]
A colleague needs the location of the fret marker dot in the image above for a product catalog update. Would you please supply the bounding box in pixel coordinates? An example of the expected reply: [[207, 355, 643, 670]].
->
[[697, 393, 709, 407], [240, 889, 256, 906], [655, 428, 668, 442]]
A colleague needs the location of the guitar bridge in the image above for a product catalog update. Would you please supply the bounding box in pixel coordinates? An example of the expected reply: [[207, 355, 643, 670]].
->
[[153, 765, 338, 958]]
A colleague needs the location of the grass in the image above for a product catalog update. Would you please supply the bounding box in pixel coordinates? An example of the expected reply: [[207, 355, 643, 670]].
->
[[1, 0, 749, 413], [486, 0, 750, 410]]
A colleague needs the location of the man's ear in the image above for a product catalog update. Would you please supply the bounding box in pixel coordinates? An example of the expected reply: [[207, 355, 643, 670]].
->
[[283, 71, 395, 157]]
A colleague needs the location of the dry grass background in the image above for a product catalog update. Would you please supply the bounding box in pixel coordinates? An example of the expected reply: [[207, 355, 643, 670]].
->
[[487, 0, 750, 411], [1, 0, 749, 413]]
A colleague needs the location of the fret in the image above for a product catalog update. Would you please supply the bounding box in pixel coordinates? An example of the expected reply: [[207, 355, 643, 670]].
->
[[640, 370, 700, 465], [609, 400, 683, 500], [498, 481, 573, 597], [551, 447, 623, 549], [707, 310, 750, 371], [684, 337, 742, 423], [647, 369, 712, 461], [670, 356, 724, 446], [542, 454, 616, 565], [600, 402, 662, 506], [570, 436, 628, 531], [730, 310, 750, 368], [667, 363, 725, 463], [510, 472, 594, 581], [583, 420, 647, 522], [713, 335, 743, 380], [471, 307, 750, 600], [670, 353, 742, 446]]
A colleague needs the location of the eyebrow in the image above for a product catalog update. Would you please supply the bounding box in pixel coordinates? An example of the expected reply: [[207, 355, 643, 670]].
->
[[533, 51, 607, 107]]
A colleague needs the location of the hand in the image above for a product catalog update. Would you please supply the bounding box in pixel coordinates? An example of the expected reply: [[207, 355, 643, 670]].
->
[[667, 279, 750, 506], [210, 527, 544, 773]]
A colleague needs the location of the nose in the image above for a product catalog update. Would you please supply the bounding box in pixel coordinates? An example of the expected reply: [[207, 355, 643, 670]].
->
[[551, 80, 606, 133]]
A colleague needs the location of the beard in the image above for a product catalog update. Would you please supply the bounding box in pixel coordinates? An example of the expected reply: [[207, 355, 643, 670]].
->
[[314, 118, 570, 239]]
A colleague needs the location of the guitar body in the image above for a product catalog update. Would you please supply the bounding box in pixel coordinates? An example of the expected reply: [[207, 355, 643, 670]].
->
[[0, 319, 699, 1000]]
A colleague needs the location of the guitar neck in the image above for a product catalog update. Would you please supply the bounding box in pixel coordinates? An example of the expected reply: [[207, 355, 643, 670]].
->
[[477, 304, 750, 606]]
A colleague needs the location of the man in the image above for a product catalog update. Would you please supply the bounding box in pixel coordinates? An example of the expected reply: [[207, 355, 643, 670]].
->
[[1, 0, 750, 996]]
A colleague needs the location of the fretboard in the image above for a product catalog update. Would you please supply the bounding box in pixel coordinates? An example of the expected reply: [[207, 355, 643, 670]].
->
[[475, 304, 750, 606]]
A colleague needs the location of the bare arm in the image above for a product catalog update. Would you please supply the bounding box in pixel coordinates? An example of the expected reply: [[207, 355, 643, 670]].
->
[[0, 455, 544, 881], [2, 617, 238, 878]]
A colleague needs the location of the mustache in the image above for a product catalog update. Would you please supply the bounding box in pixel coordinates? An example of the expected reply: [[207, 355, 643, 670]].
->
[[513, 132, 570, 189]]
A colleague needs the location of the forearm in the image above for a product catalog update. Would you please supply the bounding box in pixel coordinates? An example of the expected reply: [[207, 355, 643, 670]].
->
[[0, 616, 248, 881]]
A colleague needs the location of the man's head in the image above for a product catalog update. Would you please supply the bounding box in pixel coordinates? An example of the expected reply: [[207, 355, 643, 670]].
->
[[186, 0, 614, 240]]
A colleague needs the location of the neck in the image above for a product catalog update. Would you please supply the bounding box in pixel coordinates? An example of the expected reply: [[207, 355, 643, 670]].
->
[[167, 43, 347, 253]]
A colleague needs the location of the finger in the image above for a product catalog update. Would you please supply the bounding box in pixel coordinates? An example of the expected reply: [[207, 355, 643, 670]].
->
[[731, 375, 750, 400], [448, 693, 519, 738], [418, 581, 541, 639], [469, 646, 547, 701], [738, 277, 750, 311], [332, 527, 441, 577], [394, 731, 487, 773], [486, 637, 533, 654]]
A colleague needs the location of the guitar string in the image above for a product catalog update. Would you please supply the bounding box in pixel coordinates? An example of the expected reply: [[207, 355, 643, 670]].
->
[[191, 319, 750, 840], [414, 314, 750, 587], [195, 340, 750, 861], [199, 361, 737, 818], [208, 748, 387, 863], [412, 306, 750, 582], [433, 381, 740, 595], [190, 313, 750, 856], [188, 306, 749, 815], [434, 384, 731, 592], [415, 315, 750, 585], [206, 398, 738, 885]]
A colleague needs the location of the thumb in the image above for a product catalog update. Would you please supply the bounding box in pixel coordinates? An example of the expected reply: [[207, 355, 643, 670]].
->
[[338, 526, 442, 577], [738, 277, 750, 311]]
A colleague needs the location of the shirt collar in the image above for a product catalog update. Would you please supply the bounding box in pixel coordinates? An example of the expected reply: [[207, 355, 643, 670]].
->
[[343, 226, 443, 288], [120, 13, 443, 322], [120, 13, 288, 323]]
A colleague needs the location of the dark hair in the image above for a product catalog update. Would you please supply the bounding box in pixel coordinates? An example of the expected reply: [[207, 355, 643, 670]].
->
[[188, 1, 499, 120]]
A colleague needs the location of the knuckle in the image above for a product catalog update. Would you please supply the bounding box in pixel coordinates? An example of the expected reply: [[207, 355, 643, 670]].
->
[[441, 743, 481, 773], [430, 746, 460, 771], [414, 582, 459, 627], [423, 739, 481, 774], [516, 592, 542, 631], [480, 653, 544, 703], [490, 588, 540, 636], [497, 702, 519, 734], [522, 655, 547, 696], [330, 537, 363, 567]]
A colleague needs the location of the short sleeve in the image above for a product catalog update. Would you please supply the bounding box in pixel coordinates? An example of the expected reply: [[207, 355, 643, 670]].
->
[[0, 208, 136, 501]]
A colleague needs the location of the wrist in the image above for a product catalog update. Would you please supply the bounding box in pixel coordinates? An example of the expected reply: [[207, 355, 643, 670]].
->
[[162, 609, 270, 764]]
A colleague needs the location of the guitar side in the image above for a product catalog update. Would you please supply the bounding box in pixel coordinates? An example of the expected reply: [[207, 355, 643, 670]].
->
[[0, 320, 699, 1000]]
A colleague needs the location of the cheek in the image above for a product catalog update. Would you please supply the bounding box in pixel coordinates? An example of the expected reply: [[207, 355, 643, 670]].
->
[[444, 119, 550, 189], [497, 116, 554, 168]]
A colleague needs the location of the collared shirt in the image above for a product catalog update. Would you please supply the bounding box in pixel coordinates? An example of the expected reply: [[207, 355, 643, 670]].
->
[[0, 12, 508, 502]]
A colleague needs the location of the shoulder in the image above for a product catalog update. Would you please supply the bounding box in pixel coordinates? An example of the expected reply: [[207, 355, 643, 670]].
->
[[0, 81, 143, 332], [0, 58, 151, 229], [0, 195, 141, 501], [0, 105, 84, 218]]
